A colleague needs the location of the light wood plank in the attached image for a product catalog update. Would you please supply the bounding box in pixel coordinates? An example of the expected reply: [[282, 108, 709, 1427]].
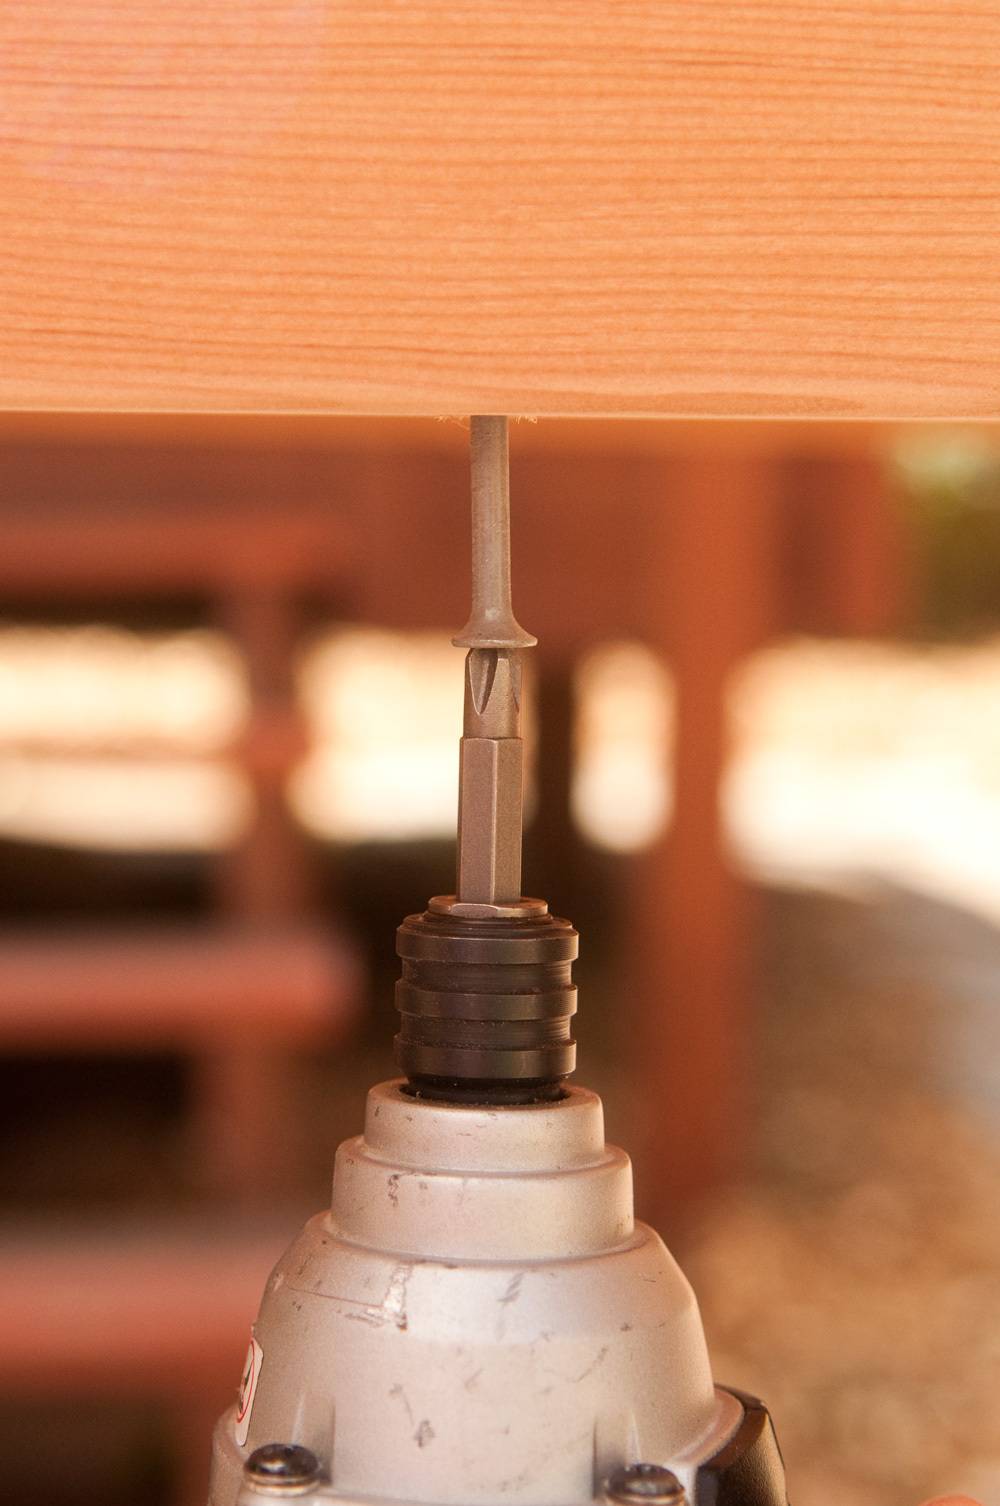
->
[[2, 3, 999, 418]]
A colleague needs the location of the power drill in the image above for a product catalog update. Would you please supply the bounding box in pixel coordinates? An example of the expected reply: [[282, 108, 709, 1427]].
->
[[206, 417, 788, 1506]]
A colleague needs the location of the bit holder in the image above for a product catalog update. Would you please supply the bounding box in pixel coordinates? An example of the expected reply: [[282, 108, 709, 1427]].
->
[[394, 906, 578, 1102]]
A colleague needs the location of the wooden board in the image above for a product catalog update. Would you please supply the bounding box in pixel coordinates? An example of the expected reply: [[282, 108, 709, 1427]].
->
[[2, 2, 999, 418]]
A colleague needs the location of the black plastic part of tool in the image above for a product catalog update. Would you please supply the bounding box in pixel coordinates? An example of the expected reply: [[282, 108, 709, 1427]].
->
[[694, 1390, 788, 1506], [394, 909, 578, 1102]]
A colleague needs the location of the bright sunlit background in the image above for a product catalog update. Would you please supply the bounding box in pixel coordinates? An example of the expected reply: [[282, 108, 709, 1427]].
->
[[5, 622, 1000, 931]]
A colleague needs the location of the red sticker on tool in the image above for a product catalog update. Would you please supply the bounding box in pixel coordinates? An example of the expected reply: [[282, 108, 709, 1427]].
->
[[235, 1334, 263, 1446]]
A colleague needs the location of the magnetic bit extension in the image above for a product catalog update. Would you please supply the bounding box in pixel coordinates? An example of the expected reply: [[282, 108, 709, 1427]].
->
[[395, 417, 578, 1102]]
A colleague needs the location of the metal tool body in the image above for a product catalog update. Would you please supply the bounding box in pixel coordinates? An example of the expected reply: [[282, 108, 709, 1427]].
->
[[207, 419, 788, 1506]]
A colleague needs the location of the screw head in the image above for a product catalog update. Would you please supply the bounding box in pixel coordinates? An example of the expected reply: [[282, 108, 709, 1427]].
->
[[244, 1443, 321, 1494], [604, 1463, 687, 1506]]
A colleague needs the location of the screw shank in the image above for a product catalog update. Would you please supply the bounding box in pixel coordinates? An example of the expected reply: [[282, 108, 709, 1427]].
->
[[453, 417, 537, 650]]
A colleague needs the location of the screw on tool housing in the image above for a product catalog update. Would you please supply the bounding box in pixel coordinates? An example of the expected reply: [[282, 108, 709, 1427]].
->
[[604, 1463, 688, 1505], [243, 1443, 321, 1494]]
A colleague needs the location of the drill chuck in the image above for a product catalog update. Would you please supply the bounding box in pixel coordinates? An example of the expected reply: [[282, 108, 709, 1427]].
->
[[394, 907, 578, 1101]]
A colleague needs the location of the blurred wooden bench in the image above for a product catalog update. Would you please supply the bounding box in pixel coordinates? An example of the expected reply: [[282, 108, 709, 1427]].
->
[[3, 1224, 288, 1506], [1, 415, 904, 1211], [0, 460, 364, 1503], [5, 1224, 283, 1394], [0, 469, 365, 1192], [0, 927, 354, 1049]]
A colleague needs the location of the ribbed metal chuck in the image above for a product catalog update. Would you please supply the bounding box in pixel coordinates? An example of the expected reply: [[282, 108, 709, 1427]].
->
[[394, 908, 578, 1102]]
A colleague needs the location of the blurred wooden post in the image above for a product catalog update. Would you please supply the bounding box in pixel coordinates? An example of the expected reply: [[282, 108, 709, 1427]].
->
[[195, 586, 314, 1199], [629, 453, 779, 1220], [215, 587, 312, 920], [784, 452, 906, 638], [827, 454, 906, 637]]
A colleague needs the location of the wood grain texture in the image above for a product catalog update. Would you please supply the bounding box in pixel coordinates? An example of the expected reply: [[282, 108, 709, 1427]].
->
[[2, 2, 1000, 417]]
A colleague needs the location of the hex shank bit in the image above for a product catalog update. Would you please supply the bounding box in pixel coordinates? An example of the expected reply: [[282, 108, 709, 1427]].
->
[[394, 416, 577, 1099], [452, 417, 536, 907]]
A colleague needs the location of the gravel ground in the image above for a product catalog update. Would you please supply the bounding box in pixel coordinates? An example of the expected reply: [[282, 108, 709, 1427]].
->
[[683, 885, 1000, 1506]]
